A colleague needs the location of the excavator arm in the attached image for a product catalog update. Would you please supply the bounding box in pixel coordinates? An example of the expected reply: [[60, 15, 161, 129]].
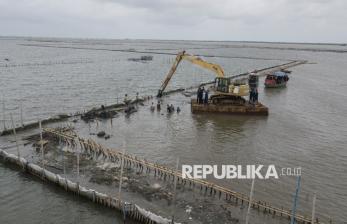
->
[[181, 55, 224, 78], [157, 51, 186, 97], [157, 51, 225, 97]]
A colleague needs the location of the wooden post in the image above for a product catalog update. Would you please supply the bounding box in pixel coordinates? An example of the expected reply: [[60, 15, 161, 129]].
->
[[20, 100, 23, 127], [10, 113, 20, 158], [2, 96, 6, 131], [39, 120, 44, 170], [76, 143, 80, 181], [171, 157, 179, 224], [61, 137, 66, 178], [245, 178, 255, 224], [311, 192, 317, 224], [118, 142, 126, 200], [291, 175, 301, 224]]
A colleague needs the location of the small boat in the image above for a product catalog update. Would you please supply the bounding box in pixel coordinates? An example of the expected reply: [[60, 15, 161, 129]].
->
[[264, 71, 289, 88]]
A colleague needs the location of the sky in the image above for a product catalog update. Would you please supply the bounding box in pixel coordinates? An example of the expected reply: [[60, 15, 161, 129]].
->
[[0, 0, 346, 43]]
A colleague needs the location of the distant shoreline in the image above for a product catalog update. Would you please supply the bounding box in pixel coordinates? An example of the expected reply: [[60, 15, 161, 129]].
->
[[0, 35, 346, 46]]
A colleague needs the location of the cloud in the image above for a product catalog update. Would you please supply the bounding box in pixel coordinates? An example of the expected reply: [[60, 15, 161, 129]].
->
[[0, 0, 346, 42]]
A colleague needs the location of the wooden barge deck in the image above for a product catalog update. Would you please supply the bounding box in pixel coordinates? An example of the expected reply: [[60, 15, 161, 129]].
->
[[191, 99, 269, 115]]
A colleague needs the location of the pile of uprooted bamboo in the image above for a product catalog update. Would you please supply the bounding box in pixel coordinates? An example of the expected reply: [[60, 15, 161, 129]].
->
[[43, 127, 323, 224]]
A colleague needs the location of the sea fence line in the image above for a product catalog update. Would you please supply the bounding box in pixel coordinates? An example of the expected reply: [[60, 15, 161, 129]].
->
[[44, 127, 325, 224], [0, 148, 178, 224], [0, 59, 95, 68], [0, 93, 155, 136], [0, 103, 323, 224]]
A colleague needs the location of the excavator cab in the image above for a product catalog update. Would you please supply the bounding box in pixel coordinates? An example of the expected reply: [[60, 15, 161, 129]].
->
[[214, 77, 249, 97], [215, 77, 230, 93]]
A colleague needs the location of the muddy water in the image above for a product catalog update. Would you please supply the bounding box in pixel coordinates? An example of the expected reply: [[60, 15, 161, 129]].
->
[[1, 37, 347, 223], [0, 163, 133, 224]]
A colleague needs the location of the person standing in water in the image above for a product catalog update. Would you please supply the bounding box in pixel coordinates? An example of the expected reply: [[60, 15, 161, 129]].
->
[[124, 94, 129, 105], [150, 102, 155, 111]]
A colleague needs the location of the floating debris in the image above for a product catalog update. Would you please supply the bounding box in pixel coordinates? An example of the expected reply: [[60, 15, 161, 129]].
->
[[128, 55, 153, 62], [97, 131, 106, 138], [125, 105, 137, 116], [81, 106, 118, 121]]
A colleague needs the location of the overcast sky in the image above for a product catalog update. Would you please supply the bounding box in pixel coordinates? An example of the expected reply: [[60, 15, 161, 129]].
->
[[0, 0, 346, 43]]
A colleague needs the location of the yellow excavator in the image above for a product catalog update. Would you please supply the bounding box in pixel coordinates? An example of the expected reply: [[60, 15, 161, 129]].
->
[[157, 51, 250, 105]]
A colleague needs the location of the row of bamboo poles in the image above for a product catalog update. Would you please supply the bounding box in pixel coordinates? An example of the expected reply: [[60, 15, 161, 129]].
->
[[44, 127, 321, 224], [0, 148, 173, 224]]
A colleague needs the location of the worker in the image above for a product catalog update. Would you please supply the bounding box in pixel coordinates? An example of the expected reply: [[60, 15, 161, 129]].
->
[[249, 89, 254, 104], [177, 106, 181, 113], [124, 94, 130, 105], [135, 92, 140, 109], [157, 101, 161, 111], [200, 87, 205, 104], [204, 90, 209, 104], [254, 88, 258, 104], [197, 87, 202, 103], [167, 104, 175, 113], [197, 87, 203, 104], [150, 102, 155, 111]]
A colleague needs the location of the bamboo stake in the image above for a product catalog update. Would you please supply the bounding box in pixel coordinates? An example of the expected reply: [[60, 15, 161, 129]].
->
[[39, 120, 44, 171], [20, 100, 23, 127], [171, 157, 179, 224], [76, 145, 80, 181], [2, 96, 6, 130], [245, 178, 255, 224], [118, 142, 126, 200], [61, 137, 66, 178], [291, 175, 301, 224], [10, 113, 20, 158], [312, 192, 317, 224]]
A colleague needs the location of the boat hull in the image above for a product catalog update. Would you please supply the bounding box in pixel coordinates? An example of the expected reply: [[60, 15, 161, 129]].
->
[[264, 82, 287, 88]]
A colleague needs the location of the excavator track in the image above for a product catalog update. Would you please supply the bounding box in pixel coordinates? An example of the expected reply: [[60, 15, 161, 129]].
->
[[210, 94, 246, 105]]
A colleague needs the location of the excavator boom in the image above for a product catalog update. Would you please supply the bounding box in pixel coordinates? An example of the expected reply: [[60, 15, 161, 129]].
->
[[157, 51, 186, 97], [157, 51, 225, 97], [181, 55, 224, 78]]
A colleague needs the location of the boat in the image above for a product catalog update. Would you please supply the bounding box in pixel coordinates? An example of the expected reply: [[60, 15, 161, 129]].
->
[[264, 71, 289, 88]]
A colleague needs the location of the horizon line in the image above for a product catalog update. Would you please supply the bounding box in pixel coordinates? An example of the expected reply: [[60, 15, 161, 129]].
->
[[0, 35, 346, 46]]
